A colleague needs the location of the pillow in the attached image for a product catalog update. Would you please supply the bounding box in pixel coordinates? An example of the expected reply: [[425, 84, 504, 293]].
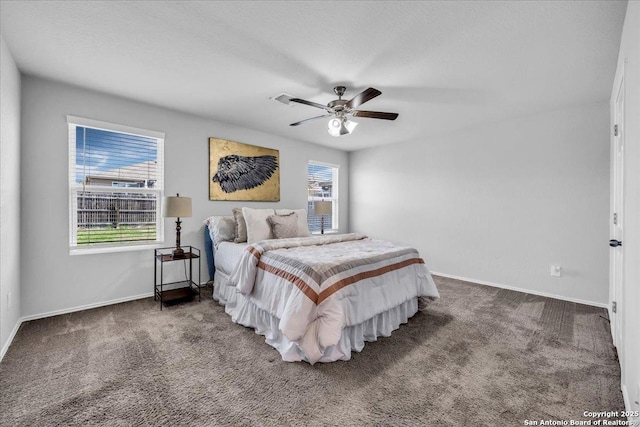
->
[[242, 207, 276, 243], [267, 212, 299, 239], [204, 215, 236, 248], [275, 209, 311, 237], [232, 208, 248, 243]]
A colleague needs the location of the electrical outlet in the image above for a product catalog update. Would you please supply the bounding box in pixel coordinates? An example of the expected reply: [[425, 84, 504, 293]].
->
[[7, 291, 11, 311], [550, 265, 562, 277]]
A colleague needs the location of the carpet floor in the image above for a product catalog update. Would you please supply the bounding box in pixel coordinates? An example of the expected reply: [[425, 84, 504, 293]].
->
[[0, 276, 624, 426]]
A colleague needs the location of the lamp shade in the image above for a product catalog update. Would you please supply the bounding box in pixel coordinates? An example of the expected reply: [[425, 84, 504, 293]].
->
[[314, 200, 332, 215], [163, 195, 192, 218]]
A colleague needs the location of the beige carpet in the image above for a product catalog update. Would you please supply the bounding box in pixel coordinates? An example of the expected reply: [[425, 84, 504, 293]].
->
[[0, 277, 624, 426]]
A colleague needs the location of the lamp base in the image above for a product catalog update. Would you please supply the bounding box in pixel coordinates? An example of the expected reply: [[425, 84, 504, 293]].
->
[[172, 247, 186, 259], [172, 217, 185, 258]]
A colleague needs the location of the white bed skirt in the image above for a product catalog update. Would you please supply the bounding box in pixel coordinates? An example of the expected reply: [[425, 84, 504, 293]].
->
[[213, 271, 420, 363]]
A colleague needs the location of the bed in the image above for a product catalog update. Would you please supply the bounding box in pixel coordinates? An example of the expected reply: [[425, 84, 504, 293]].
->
[[204, 209, 439, 364]]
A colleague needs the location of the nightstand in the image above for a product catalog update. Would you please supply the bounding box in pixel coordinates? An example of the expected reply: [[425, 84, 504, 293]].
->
[[154, 246, 201, 310]]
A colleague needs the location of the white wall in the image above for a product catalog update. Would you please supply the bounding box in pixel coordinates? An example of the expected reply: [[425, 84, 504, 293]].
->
[[0, 36, 22, 357], [611, 1, 640, 414], [20, 76, 349, 319], [350, 102, 609, 306]]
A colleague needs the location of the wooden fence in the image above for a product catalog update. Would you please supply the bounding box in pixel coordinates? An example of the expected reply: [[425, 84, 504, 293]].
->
[[77, 192, 157, 228]]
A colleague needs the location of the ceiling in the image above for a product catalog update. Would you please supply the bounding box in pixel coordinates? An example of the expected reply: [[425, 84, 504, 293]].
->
[[0, 1, 627, 151]]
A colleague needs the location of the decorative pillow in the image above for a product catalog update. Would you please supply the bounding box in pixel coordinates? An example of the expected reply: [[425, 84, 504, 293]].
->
[[242, 207, 276, 243], [275, 209, 311, 237], [204, 215, 236, 248], [232, 208, 248, 243], [267, 212, 299, 239]]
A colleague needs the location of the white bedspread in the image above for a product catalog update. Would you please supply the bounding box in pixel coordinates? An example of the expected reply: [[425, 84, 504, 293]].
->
[[228, 233, 439, 364], [215, 241, 248, 275]]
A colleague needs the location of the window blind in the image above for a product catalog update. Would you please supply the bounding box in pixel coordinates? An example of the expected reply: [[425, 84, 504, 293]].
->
[[307, 161, 338, 232], [68, 117, 164, 249]]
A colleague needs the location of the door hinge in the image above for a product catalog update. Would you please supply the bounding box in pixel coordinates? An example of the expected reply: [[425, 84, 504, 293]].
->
[[613, 213, 618, 225], [614, 124, 619, 136], [612, 301, 617, 313]]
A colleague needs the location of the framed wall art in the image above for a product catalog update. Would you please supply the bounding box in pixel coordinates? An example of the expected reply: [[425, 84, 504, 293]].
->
[[209, 138, 280, 201]]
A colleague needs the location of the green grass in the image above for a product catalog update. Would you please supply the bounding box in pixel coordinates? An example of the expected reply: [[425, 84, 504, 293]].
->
[[77, 226, 156, 245]]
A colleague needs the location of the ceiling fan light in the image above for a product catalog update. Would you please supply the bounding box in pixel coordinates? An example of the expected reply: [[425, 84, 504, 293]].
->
[[329, 118, 341, 129], [328, 118, 358, 137], [328, 118, 342, 137], [328, 127, 341, 137], [344, 119, 358, 134]]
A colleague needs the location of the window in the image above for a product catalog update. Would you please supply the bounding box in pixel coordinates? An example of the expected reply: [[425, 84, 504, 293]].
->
[[68, 116, 164, 253], [307, 161, 339, 233]]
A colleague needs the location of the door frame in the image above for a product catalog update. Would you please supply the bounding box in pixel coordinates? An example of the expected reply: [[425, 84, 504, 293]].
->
[[609, 60, 626, 350]]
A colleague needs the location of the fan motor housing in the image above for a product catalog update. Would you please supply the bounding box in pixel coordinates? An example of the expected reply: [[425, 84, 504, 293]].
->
[[328, 99, 348, 111]]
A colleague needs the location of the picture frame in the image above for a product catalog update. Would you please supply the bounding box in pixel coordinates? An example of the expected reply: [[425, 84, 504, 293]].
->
[[209, 138, 280, 201]]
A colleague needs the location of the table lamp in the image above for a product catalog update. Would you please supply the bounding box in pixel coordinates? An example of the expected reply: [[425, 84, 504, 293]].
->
[[313, 200, 332, 234], [163, 193, 192, 258]]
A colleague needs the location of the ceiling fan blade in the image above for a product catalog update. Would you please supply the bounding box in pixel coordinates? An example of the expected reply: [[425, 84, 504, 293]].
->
[[351, 110, 399, 120], [346, 87, 382, 109], [290, 98, 334, 113], [290, 114, 332, 126]]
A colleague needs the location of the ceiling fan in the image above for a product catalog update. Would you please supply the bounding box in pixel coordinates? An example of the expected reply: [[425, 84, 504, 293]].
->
[[286, 86, 398, 137]]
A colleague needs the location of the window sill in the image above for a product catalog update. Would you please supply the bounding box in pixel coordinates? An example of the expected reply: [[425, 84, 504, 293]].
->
[[70, 242, 163, 256]]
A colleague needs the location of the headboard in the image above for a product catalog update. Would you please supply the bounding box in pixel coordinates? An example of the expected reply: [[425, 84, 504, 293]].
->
[[203, 226, 215, 282]]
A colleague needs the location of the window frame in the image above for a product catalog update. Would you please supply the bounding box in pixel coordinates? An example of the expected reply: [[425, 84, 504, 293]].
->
[[307, 160, 339, 234], [67, 116, 165, 255]]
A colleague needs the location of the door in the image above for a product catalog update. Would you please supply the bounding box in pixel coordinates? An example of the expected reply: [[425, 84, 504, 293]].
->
[[610, 70, 625, 350]]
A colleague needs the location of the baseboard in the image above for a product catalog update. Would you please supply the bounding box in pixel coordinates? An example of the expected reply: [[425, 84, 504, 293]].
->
[[20, 291, 154, 322], [0, 318, 23, 362], [431, 271, 608, 309]]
